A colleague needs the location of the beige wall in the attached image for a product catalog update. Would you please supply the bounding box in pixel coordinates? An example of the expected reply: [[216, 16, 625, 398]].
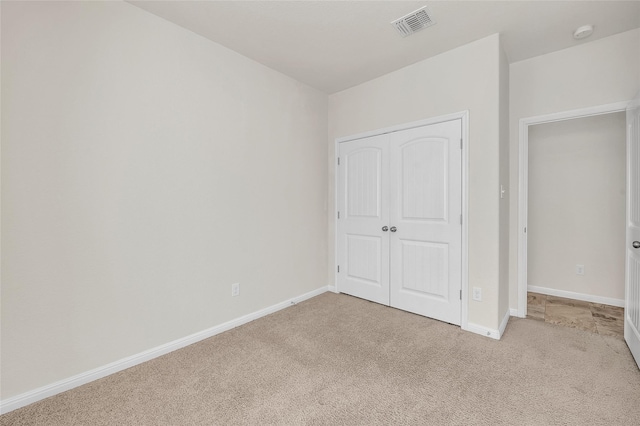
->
[[329, 34, 503, 330], [509, 29, 640, 309], [528, 113, 626, 300], [499, 43, 510, 319], [1, 1, 328, 399]]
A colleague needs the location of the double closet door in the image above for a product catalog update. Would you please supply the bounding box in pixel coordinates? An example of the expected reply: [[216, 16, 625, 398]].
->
[[337, 119, 462, 325]]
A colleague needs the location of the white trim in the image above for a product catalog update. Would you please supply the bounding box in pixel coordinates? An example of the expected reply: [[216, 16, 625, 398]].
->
[[517, 101, 630, 318], [334, 136, 339, 294], [463, 312, 510, 342], [465, 322, 501, 340], [335, 111, 471, 333], [498, 309, 510, 338], [460, 111, 470, 334], [0, 286, 329, 415], [328, 285, 338, 293], [528, 285, 624, 308], [335, 111, 470, 144], [517, 113, 528, 318], [510, 308, 519, 317]]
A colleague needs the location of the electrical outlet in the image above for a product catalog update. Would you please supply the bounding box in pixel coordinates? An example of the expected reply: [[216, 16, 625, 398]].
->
[[576, 265, 585, 275], [472, 287, 482, 301], [231, 282, 240, 297]]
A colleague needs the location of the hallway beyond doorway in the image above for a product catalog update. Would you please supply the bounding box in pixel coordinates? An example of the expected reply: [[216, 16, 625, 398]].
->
[[527, 292, 624, 338]]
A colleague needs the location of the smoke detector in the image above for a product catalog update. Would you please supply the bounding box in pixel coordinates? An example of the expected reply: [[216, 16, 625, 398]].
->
[[573, 25, 594, 40], [391, 6, 435, 38]]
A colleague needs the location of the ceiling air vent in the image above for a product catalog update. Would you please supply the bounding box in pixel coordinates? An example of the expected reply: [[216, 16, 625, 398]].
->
[[391, 6, 435, 38]]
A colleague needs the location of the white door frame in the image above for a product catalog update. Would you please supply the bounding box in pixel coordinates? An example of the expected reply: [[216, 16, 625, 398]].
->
[[517, 101, 630, 317], [334, 110, 470, 330]]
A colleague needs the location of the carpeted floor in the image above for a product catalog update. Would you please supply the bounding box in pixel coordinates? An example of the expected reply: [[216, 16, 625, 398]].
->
[[2, 292, 640, 425]]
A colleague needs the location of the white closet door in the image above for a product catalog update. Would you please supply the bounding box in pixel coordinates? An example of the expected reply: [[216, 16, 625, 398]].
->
[[337, 134, 390, 305], [389, 120, 462, 325], [625, 98, 640, 368]]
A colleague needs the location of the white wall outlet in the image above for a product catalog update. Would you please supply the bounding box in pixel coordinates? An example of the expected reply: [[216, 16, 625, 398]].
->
[[472, 287, 482, 301], [576, 265, 585, 275], [231, 282, 240, 297]]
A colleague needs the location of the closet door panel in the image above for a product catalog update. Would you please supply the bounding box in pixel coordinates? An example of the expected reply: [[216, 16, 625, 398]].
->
[[389, 120, 462, 325], [337, 134, 390, 305], [401, 138, 448, 221]]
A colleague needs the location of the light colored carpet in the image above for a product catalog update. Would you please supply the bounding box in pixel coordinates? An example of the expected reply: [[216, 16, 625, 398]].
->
[[2, 292, 640, 425]]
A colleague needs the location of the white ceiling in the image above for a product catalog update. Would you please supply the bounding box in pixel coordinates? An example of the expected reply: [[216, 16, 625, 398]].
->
[[128, 1, 640, 94]]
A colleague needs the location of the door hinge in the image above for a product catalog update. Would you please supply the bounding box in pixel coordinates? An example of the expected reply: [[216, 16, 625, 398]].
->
[[524, 227, 527, 233], [460, 214, 463, 225], [338, 211, 340, 219], [337, 157, 340, 166], [337, 265, 340, 273], [460, 138, 463, 149], [460, 290, 462, 300]]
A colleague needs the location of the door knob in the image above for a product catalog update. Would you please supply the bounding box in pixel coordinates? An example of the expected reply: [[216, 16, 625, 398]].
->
[[390, 226, 397, 232], [634, 241, 640, 249], [382, 226, 389, 232]]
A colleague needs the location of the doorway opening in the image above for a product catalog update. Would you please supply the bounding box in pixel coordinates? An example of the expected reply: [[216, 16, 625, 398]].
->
[[517, 101, 629, 318]]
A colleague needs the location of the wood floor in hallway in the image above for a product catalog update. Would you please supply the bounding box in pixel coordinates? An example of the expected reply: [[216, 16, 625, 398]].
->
[[527, 292, 624, 338]]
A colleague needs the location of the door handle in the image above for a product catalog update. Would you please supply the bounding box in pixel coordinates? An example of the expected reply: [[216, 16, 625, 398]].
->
[[634, 241, 640, 249], [382, 226, 389, 232], [390, 226, 397, 232]]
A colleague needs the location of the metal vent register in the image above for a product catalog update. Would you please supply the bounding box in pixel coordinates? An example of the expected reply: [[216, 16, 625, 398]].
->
[[391, 6, 435, 38]]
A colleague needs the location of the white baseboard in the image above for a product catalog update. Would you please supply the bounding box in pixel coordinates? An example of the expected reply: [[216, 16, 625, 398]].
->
[[509, 308, 519, 317], [527, 285, 624, 307], [465, 309, 510, 341], [498, 309, 510, 338], [328, 285, 337, 293], [464, 322, 501, 340], [0, 285, 329, 415]]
